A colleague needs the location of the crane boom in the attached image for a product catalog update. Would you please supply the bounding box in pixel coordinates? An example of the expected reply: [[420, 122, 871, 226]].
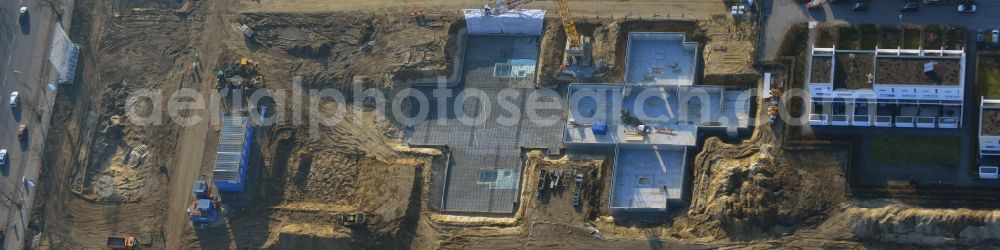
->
[[557, 0, 581, 48]]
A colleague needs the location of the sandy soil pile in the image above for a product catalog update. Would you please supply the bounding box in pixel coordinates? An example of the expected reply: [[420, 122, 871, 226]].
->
[[673, 139, 848, 241], [237, 11, 461, 89], [230, 104, 437, 249], [69, 82, 165, 203], [819, 202, 1000, 245]]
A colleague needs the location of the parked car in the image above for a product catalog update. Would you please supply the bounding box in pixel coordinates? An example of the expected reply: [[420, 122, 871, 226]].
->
[[852, 2, 869, 11], [17, 124, 26, 141], [0, 149, 9, 166], [977, 29, 985, 46], [993, 30, 999, 47], [900, 3, 919, 12], [958, 3, 976, 13], [805, 0, 824, 10], [9, 92, 18, 108]]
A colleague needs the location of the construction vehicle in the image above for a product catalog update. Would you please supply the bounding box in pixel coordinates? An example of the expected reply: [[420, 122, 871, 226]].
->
[[237, 57, 259, 76], [536, 169, 548, 201], [411, 7, 427, 26], [217, 57, 262, 90], [341, 212, 366, 227], [106, 235, 136, 249], [216, 70, 226, 89], [556, 0, 594, 80], [250, 75, 263, 88], [572, 172, 584, 207], [187, 178, 222, 229], [550, 169, 562, 189], [768, 105, 780, 123]]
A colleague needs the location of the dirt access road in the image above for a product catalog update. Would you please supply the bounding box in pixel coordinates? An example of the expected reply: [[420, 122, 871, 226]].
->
[[246, 0, 725, 20], [163, 0, 241, 248]]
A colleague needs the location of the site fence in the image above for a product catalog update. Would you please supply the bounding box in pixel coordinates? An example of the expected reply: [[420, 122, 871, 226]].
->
[[49, 23, 80, 84]]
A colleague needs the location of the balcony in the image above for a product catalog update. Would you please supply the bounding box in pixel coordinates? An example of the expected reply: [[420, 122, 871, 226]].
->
[[831, 115, 850, 126], [809, 114, 828, 126], [916, 117, 936, 128], [852, 115, 871, 127], [894, 116, 915, 128], [875, 116, 893, 127], [939, 117, 959, 129]]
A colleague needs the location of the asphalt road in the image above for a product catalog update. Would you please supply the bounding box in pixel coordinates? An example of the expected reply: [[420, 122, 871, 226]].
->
[[761, 0, 995, 188], [0, 0, 61, 249]]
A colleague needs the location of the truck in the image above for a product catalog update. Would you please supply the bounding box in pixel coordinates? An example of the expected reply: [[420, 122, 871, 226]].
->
[[572, 173, 584, 207], [213, 116, 256, 208], [341, 212, 366, 227], [187, 179, 222, 229], [106, 236, 136, 249]]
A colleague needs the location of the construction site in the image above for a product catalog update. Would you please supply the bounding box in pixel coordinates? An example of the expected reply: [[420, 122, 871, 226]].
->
[[14, 0, 1000, 249]]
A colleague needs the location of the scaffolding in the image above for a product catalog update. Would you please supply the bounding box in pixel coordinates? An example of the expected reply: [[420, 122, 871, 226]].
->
[[48, 24, 80, 84]]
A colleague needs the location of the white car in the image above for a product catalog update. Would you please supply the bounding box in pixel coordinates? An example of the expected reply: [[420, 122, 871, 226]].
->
[[993, 30, 999, 47], [9, 92, 18, 107], [958, 3, 976, 13], [0, 149, 8, 165]]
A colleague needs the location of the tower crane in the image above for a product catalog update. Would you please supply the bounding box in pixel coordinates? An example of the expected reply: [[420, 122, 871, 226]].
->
[[556, 0, 592, 78]]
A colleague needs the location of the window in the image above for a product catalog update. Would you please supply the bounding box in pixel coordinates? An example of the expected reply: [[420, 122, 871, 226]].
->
[[638, 177, 652, 186], [493, 63, 512, 77], [479, 169, 498, 183]]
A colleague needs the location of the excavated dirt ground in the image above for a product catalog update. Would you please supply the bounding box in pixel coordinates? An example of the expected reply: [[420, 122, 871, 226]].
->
[[536, 14, 754, 87], [27, 0, 1000, 249], [30, 0, 196, 248]]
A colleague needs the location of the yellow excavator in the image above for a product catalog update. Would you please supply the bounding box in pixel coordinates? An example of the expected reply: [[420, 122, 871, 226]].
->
[[237, 57, 259, 76]]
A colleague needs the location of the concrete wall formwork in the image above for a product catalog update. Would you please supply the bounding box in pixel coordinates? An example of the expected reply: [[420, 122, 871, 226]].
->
[[463, 9, 545, 36]]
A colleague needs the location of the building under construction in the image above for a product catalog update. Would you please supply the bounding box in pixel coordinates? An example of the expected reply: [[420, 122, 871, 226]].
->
[[564, 32, 751, 218], [410, 8, 562, 214]]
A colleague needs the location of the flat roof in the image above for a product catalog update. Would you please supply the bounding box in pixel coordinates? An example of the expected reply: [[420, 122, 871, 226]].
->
[[810, 55, 833, 84], [214, 116, 249, 181], [983, 108, 1000, 137], [624, 33, 698, 85], [875, 57, 961, 86], [610, 145, 687, 209], [833, 52, 875, 90]]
